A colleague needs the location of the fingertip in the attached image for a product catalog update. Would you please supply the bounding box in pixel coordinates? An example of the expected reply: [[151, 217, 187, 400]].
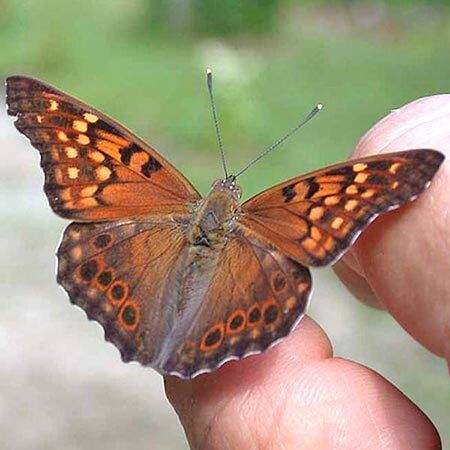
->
[[341, 94, 450, 357], [318, 358, 442, 450], [333, 258, 382, 309], [353, 94, 450, 159], [167, 345, 442, 450]]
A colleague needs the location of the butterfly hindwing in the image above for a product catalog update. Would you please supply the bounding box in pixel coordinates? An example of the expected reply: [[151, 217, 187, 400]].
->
[[57, 219, 190, 365], [160, 232, 312, 378], [6, 76, 200, 221], [239, 150, 444, 266], [57, 219, 311, 378]]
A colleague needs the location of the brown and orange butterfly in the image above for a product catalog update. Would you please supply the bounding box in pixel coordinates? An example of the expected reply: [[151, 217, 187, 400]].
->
[[6, 75, 444, 379]]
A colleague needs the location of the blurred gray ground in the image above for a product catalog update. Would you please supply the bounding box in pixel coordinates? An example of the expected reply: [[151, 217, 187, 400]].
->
[[0, 98, 448, 450]]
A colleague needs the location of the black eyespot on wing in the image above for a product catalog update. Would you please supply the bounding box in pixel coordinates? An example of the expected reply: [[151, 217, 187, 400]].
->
[[141, 157, 162, 177], [305, 180, 320, 199], [282, 183, 296, 203]]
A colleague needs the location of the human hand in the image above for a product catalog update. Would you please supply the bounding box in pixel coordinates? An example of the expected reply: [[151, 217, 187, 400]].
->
[[165, 95, 449, 450]]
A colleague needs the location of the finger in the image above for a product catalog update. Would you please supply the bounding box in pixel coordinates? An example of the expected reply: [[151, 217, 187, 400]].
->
[[165, 317, 440, 449], [333, 256, 380, 309], [334, 95, 450, 358]]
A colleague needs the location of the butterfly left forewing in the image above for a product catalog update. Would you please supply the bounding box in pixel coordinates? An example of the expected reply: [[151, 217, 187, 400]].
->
[[240, 149, 444, 266], [6, 76, 200, 221]]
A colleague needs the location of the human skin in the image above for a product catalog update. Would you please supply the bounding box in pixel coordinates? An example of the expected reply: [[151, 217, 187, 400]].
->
[[165, 95, 450, 450]]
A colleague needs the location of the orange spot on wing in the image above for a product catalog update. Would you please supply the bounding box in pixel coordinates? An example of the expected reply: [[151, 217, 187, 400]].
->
[[48, 99, 59, 111], [361, 189, 375, 199], [80, 185, 98, 197], [67, 167, 79, 179], [344, 199, 358, 211], [66, 197, 98, 209], [79, 197, 98, 208], [96, 139, 120, 155], [77, 134, 90, 145], [73, 120, 88, 133], [310, 225, 322, 241], [323, 236, 335, 251], [309, 206, 324, 221], [302, 237, 318, 252], [83, 112, 99, 123], [59, 188, 72, 201], [324, 195, 340, 206], [285, 296, 297, 310], [346, 185, 358, 195], [288, 182, 309, 199], [54, 167, 64, 184], [36, 115, 43, 123], [313, 184, 342, 198], [389, 162, 401, 174], [57, 131, 69, 142], [95, 165, 112, 181], [315, 175, 346, 183], [70, 246, 83, 261], [331, 217, 344, 229], [250, 328, 261, 338], [353, 163, 367, 172], [65, 146, 78, 158], [297, 282, 309, 293], [68, 228, 81, 241], [51, 147, 59, 161], [97, 129, 129, 147], [88, 150, 105, 163], [130, 151, 150, 167], [354, 172, 369, 183]]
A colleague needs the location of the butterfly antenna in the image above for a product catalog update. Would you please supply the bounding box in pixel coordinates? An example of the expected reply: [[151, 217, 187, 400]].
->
[[207, 68, 229, 179], [234, 103, 323, 179]]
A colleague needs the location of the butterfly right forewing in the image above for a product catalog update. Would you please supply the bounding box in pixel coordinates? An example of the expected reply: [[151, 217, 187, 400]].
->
[[239, 149, 444, 267]]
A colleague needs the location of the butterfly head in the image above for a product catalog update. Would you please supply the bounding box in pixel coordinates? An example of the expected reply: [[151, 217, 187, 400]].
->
[[212, 176, 242, 201]]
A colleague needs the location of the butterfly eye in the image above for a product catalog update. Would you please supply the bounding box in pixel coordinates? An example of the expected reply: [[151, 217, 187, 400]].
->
[[212, 179, 223, 190], [232, 185, 242, 200]]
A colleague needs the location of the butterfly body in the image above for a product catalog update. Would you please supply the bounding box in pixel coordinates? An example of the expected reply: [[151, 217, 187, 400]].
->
[[188, 177, 241, 247], [6, 75, 444, 378]]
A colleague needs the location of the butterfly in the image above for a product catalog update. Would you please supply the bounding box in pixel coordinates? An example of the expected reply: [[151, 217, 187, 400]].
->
[[6, 75, 444, 379]]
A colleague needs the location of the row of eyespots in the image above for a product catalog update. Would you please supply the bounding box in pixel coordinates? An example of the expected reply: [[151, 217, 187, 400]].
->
[[77, 257, 140, 331], [200, 300, 282, 352]]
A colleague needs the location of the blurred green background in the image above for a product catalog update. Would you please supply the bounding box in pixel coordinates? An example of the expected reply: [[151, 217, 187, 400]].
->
[[0, 1, 449, 449]]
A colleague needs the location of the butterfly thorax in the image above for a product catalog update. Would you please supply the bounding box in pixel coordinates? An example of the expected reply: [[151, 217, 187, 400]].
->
[[188, 178, 241, 248]]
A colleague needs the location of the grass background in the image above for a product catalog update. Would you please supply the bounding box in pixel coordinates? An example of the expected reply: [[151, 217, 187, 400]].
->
[[0, 1, 449, 448]]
